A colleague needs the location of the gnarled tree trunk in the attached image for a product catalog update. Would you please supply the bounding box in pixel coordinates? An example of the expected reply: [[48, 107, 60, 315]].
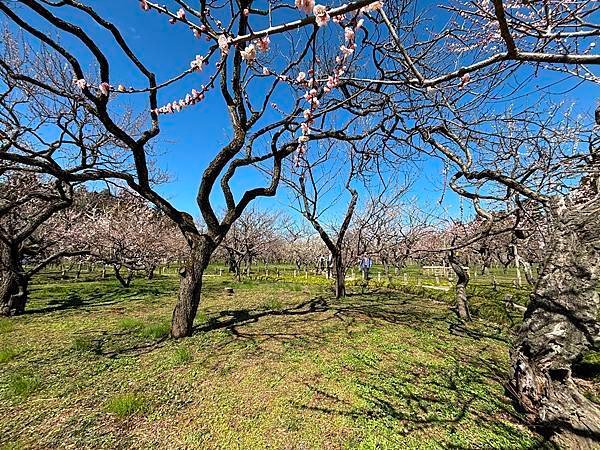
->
[[0, 242, 28, 316], [449, 251, 471, 321], [509, 194, 600, 448], [171, 235, 215, 338], [113, 264, 133, 288]]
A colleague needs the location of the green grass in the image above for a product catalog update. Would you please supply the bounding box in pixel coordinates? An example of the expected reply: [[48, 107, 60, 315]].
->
[[171, 346, 192, 365], [0, 271, 561, 449], [105, 393, 147, 418], [139, 320, 171, 340], [117, 317, 144, 331], [0, 318, 14, 334], [3, 372, 40, 400], [0, 347, 18, 364], [71, 336, 101, 354], [261, 296, 284, 310]]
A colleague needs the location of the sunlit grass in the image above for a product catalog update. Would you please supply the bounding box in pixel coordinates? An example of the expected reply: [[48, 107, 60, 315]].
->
[[0, 272, 553, 449]]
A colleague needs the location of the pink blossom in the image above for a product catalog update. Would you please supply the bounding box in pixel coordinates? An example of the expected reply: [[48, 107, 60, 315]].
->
[[295, 0, 315, 15], [340, 44, 355, 58], [303, 109, 312, 119], [301, 122, 310, 134], [296, 72, 307, 83], [262, 67, 270, 76], [218, 35, 230, 54], [172, 101, 181, 112], [73, 78, 87, 90], [361, 1, 383, 12], [139, 0, 150, 11], [459, 73, 471, 88], [243, 8, 250, 16], [298, 135, 309, 143], [240, 44, 256, 62], [176, 8, 186, 20], [99, 82, 110, 97], [313, 5, 330, 27], [256, 35, 270, 52], [332, 13, 345, 24], [193, 28, 202, 38], [117, 84, 126, 92], [344, 27, 355, 43], [190, 54, 204, 71]]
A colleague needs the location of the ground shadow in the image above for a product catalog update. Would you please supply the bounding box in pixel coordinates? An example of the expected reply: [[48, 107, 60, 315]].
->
[[25, 283, 175, 315]]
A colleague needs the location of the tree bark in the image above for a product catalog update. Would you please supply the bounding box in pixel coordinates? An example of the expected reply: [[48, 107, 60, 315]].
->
[[521, 260, 535, 286], [513, 244, 523, 288], [0, 242, 28, 316], [146, 265, 155, 280], [509, 196, 600, 448], [113, 265, 132, 288], [171, 236, 214, 338], [333, 252, 346, 298], [449, 251, 471, 321]]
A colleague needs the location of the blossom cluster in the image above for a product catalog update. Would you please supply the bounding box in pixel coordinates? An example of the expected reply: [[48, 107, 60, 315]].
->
[[72, 78, 128, 96], [240, 36, 270, 62], [152, 87, 206, 115], [132, 0, 385, 122], [293, 3, 382, 166]]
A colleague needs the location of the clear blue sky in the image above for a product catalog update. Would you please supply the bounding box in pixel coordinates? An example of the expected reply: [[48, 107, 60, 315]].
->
[[5, 0, 599, 223]]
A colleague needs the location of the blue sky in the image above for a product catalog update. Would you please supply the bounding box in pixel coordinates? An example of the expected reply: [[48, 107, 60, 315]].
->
[[4, 0, 599, 225]]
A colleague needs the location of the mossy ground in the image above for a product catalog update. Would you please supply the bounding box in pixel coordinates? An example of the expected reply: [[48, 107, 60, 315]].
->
[[0, 266, 574, 449]]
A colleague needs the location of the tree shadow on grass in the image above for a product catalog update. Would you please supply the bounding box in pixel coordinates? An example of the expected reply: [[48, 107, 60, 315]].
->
[[191, 294, 452, 355], [298, 359, 555, 449], [71, 329, 169, 358], [25, 283, 175, 315], [188, 293, 553, 447]]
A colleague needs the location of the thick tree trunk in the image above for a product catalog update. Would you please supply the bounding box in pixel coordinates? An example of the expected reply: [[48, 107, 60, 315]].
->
[[227, 252, 236, 274], [0, 242, 28, 316], [171, 236, 214, 339], [449, 252, 471, 321], [146, 265, 155, 280], [509, 196, 600, 448], [113, 265, 132, 288], [333, 253, 346, 298]]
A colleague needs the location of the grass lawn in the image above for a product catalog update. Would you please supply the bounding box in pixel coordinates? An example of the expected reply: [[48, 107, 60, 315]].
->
[[0, 271, 559, 449]]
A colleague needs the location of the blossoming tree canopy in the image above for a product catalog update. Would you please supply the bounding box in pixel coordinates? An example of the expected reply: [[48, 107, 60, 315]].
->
[[64, 0, 384, 164]]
